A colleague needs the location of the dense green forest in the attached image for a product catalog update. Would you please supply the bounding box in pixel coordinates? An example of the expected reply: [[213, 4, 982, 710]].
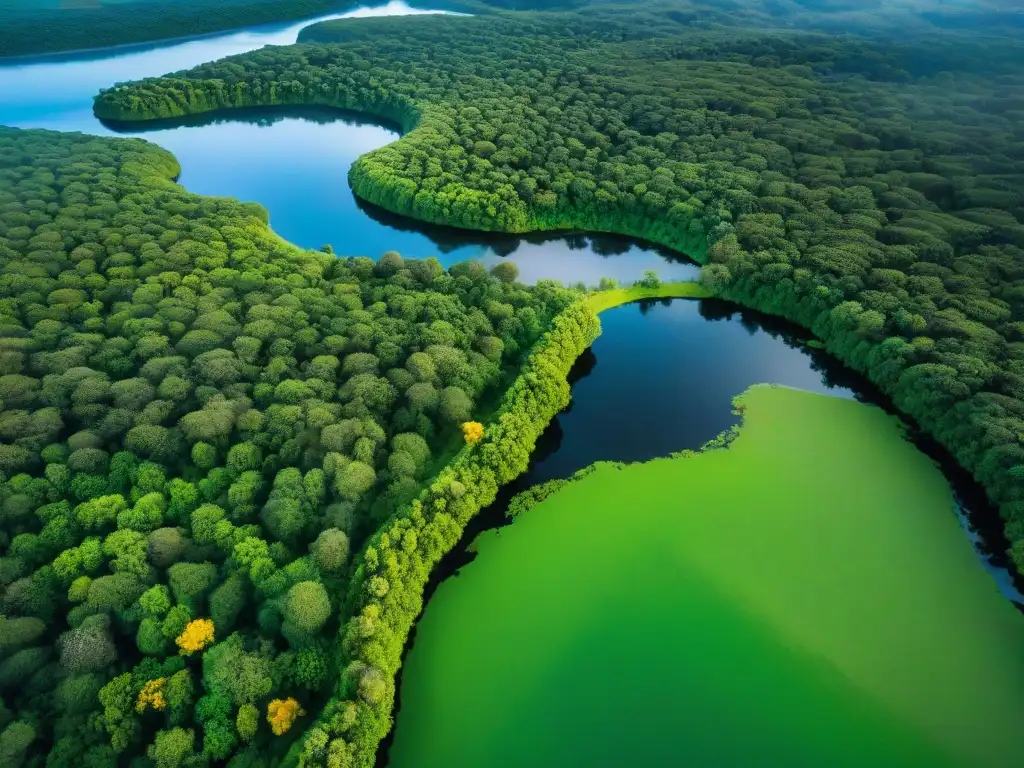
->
[[94, 0, 1024, 587], [0, 0, 586, 60], [0, 0, 353, 59], [0, 125, 584, 766]]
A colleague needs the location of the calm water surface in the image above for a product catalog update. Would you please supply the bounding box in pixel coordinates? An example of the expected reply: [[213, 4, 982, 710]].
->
[[0, 1, 699, 284]]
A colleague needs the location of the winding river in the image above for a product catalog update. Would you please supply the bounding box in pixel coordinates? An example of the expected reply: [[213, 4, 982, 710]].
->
[[0, 0, 698, 286], [2, 4, 1022, 764]]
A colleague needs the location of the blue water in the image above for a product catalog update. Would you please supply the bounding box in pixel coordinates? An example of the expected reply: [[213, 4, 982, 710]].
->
[[0, 0, 700, 285]]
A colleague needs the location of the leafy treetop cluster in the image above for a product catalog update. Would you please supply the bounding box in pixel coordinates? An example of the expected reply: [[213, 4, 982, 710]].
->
[[0, 126, 571, 767]]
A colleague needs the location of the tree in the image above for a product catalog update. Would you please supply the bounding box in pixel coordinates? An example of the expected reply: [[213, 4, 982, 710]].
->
[[148, 728, 195, 768], [266, 698, 303, 736], [310, 528, 349, 572], [58, 614, 117, 673], [439, 387, 473, 425], [236, 703, 259, 742], [148, 527, 186, 568], [283, 581, 332, 641], [176, 619, 215, 655], [0, 616, 45, 656], [202, 633, 274, 706], [0, 721, 35, 766], [490, 261, 519, 283], [461, 421, 484, 444], [209, 575, 247, 634], [168, 562, 218, 608]]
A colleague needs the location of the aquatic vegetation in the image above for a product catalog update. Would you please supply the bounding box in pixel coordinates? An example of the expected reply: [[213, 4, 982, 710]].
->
[[389, 386, 1024, 768]]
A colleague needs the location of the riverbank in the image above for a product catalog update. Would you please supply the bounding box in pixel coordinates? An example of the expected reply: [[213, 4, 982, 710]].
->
[[289, 297, 601, 766], [89, 8, 1024, 584], [387, 384, 1024, 768], [583, 281, 712, 314]]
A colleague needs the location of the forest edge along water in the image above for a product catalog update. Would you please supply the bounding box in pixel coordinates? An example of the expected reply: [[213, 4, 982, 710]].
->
[[377, 296, 1024, 766], [385, 384, 1024, 768], [0, 2, 699, 287]]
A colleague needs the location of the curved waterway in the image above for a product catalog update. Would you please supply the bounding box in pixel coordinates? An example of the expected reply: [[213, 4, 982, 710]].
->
[[0, 0, 698, 285]]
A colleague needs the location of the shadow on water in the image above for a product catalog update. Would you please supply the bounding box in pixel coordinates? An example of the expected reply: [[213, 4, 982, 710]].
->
[[355, 193, 699, 265], [98, 104, 404, 136], [375, 296, 1024, 767]]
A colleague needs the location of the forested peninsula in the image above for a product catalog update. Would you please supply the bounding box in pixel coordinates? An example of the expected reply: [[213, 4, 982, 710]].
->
[[0, 125, 598, 766], [93, 0, 1024, 587]]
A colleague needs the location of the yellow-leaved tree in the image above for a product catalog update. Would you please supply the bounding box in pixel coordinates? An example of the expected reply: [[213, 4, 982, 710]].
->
[[267, 698, 304, 735], [461, 421, 484, 444], [175, 618, 215, 655], [135, 678, 167, 713]]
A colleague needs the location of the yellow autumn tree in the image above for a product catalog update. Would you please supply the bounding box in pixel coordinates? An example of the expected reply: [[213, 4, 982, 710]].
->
[[266, 698, 304, 736], [175, 618, 215, 655], [461, 421, 484, 444], [135, 678, 167, 713]]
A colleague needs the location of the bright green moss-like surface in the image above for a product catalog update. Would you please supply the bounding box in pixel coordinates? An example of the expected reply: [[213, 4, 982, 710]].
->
[[390, 386, 1024, 768]]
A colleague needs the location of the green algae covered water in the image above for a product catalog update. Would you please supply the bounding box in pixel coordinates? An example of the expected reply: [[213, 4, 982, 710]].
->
[[388, 386, 1024, 768]]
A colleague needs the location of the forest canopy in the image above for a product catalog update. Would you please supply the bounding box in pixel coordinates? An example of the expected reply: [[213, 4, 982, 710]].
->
[[0, 125, 574, 766], [4, 0, 1024, 766]]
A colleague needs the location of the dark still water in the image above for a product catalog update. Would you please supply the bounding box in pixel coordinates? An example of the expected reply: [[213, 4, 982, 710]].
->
[[528, 300, 1023, 602], [530, 298, 853, 483], [0, 1, 699, 285]]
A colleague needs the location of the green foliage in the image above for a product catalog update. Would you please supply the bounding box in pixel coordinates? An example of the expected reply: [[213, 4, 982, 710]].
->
[[148, 727, 195, 768], [310, 528, 349, 573], [167, 562, 218, 609], [0, 720, 35, 767], [0, 0, 371, 59], [0, 123, 568, 764], [58, 614, 117, 673], [236, 702, 259, 742], [299, 298, 600, 765], [13, 1, 1024, 763], [92, 4, 1024, 698], [283, 581, 332, 642], [202, 633, 274, 706]]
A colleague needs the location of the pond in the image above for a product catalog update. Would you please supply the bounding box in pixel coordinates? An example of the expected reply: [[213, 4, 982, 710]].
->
[[386, 382, 1024, 768], [0, 0, 699, 286], [378, 298, 1024, 765]]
